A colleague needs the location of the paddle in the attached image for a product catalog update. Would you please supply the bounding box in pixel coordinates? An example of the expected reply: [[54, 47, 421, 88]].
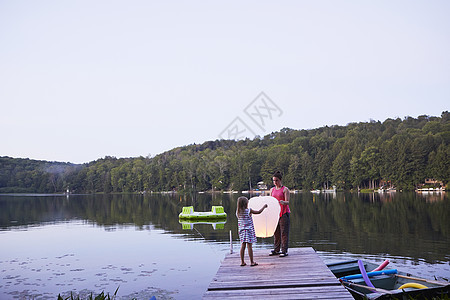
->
[[340, 280, 392, 294], [396, 274, 449, 286]]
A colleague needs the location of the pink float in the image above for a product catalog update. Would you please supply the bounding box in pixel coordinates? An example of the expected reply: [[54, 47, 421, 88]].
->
[[371, 259, 390, 272]]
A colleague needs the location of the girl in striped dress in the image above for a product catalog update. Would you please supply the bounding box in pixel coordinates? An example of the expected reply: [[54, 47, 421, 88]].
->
[[236, 196, 268, 266]]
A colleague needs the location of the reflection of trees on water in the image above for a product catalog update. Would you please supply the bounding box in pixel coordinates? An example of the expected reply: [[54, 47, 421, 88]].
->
[[289, 192, 449, 263], [0, 192, 448, 262], [0, 193, 237, 233]]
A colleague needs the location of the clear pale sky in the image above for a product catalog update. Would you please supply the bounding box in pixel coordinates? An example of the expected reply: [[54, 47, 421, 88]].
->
[[1, 1, 449, 164]]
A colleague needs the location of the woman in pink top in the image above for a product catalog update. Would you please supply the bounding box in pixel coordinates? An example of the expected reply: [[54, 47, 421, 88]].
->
[[269, 171, 290, 257]]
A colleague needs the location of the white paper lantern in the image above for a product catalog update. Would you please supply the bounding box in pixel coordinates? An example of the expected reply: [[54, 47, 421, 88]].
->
[[248, 196, 281, 238]]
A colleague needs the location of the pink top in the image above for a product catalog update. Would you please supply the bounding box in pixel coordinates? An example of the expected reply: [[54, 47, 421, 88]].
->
[[271, 186, 290, 217]]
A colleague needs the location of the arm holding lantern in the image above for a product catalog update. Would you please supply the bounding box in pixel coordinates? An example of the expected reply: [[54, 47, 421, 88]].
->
[[250, 204, 268, 215], [279, 187, 290, 205]]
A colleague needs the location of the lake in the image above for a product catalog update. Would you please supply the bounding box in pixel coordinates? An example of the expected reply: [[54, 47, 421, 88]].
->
[[0, 192, 449, 299]]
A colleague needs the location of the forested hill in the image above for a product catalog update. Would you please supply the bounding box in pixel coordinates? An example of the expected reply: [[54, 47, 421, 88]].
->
[[1, 112, 449, 194]]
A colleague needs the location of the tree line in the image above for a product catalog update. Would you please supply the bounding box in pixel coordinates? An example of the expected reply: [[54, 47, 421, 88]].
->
[[1, 112, 448, 193]]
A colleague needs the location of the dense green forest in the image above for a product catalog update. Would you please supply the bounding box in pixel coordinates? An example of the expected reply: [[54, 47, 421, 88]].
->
[[1, 112, 449, 193]]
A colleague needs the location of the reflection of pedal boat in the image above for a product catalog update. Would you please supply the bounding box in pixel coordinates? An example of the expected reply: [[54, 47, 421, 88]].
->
[[179, 219, 226, 230], [178, 206, 227, 220]]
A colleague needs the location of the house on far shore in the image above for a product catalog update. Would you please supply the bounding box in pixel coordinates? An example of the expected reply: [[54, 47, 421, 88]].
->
[[424, 178, 444, 187], [416, 178, 446, 191], [257, 181, 268, 190]]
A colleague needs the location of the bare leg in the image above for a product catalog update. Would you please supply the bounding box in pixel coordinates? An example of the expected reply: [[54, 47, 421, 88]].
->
[[248, 243, 254, 264], [240, 243, 247, 266]]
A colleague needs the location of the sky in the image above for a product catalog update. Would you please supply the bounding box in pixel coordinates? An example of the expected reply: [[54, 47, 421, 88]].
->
[[1, 1, 449, 164]]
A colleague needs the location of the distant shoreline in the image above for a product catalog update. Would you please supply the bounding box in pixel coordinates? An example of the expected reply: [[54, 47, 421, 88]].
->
[[1, 188, 446, 197]]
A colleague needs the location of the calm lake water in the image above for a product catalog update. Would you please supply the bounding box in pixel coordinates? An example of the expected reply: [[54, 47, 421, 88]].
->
[[0, 192, 449, 299]]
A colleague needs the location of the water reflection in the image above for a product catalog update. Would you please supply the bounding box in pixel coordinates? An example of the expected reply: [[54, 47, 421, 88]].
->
[[0, 191, 448, 263], [289, 192, 449, 263], [179, 220, 226, 230]]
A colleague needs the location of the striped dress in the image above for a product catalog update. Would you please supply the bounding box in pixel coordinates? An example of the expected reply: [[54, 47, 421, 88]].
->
[[238, 208, 257, 244]]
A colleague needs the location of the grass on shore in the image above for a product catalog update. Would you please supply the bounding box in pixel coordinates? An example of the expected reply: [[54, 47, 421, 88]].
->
[[57, 287, 119, 300]]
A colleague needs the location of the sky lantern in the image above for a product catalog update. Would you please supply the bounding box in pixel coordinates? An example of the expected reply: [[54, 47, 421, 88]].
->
[[248, 196, 280, 238]]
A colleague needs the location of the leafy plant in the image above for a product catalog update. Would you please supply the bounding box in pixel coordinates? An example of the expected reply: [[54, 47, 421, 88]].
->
[[57, 287, 119, 300]]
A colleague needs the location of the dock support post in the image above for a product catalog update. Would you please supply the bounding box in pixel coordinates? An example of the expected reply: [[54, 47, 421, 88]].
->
[[229, 230, 233, 254]]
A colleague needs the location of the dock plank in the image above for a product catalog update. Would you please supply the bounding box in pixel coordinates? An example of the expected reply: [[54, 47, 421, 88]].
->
[[203, 247, 353, 299], [204, 286, 353, 299]]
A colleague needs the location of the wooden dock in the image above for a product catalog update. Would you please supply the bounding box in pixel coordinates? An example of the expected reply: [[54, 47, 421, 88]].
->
[[203, 247, 354, 299]]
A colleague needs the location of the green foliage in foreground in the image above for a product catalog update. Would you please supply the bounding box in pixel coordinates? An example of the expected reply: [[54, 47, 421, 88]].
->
[[57, 287, 119, 300], [1, 112, 449, 193]]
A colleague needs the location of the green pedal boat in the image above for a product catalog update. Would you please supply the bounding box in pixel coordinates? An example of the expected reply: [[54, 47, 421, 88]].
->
[[179, 206, 227, 220]]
